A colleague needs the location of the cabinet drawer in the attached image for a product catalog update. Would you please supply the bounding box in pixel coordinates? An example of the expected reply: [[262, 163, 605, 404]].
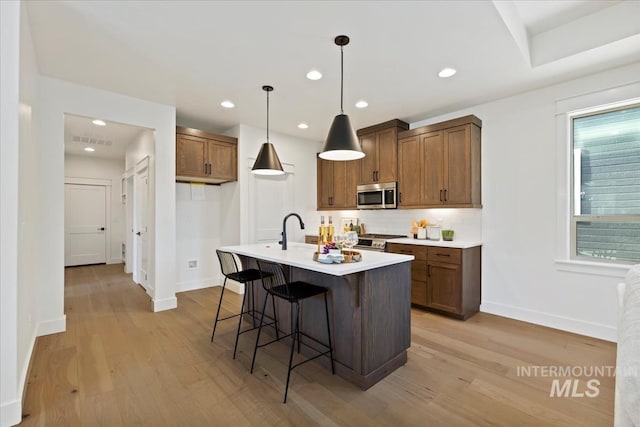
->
[[386, 243, 427, 261], [427, 247, 461, 264]]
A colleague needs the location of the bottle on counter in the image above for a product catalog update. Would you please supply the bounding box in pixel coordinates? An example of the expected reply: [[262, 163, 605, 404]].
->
[[319, 216, 326, 250], [327, 216, 334, 243]]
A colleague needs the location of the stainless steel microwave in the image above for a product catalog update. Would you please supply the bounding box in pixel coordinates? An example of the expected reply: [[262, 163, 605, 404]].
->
[[356, 182, 397, 209]]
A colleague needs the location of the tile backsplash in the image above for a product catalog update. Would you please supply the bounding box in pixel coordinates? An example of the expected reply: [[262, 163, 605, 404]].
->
[[309, 208, 482, 242]]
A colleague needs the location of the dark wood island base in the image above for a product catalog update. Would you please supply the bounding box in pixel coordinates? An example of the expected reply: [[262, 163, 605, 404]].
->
[[240, 256, 412, 390]]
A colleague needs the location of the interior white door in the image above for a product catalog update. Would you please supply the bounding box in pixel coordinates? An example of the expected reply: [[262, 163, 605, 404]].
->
[[134, 161, 150, 290], [249, 169, 294, 243], [64, 184, 107, 266]]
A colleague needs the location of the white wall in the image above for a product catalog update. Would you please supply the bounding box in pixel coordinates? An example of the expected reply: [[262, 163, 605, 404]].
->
[[125, 129, 154, 171], [1, 2, 22, 425], [37, 77, 176, 326], [308, 208, 483, 242], [408, 62, 640, 341], [173, 124, 321, 294], [65, 154, 126, 264], [236, 124, 322, 245], [176, 183, 222, 292]]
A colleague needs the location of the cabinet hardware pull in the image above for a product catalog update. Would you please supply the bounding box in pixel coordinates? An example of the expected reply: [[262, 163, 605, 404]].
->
[[437, 253, 451, 257], [399, 192, 402, 203], [439, 189, 443, 202], [204, 163, 207, 174], [444, 189, 447, 201]]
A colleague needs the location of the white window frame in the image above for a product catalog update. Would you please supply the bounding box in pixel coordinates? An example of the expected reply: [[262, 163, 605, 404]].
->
[[569, 104, 640, 265], [554, 82, 640, 278]]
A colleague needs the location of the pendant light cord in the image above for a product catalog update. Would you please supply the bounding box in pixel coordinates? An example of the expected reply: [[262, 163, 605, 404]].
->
[[266, 89, 270, 142], [340, 45, 344, 114]]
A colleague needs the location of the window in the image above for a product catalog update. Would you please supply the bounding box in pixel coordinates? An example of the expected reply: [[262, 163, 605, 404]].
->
[[571, 104, 640, 264]]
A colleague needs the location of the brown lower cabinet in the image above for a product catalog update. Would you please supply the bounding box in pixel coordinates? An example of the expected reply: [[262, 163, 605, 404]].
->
[[386, 243, 481, 320], [305, 235, 319, 244]]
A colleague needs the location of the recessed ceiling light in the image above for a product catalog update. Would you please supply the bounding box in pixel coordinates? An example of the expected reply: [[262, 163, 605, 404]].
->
[[355, 100, 369, 109], [220, 100, 235, 108], [92, 119, 106, 126], [298, 123, 309, 129], [84, 147, 95, 152], [306, 70, 322, 80], [438, 67, 457, 78]]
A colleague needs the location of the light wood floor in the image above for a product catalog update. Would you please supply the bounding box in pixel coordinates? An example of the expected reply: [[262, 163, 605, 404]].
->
[[21, 263, 616, 426]]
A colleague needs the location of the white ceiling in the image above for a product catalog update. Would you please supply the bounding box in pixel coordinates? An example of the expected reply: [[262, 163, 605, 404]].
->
[[64, 114, 146, 160], [26, 0, 640, 159]]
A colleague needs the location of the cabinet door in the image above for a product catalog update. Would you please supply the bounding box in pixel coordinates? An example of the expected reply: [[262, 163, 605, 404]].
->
[[332, 161, 348, 208], [412, 279, 427, 306], [376, 128, 397, 183], [208, 140, 237, 181], [444, 125, 471, 205], [359, 133, 377, 184], [176, 134, 208, 178], [317, 157, 334, 209], [344, 160, 359, 208], [427, 261, 462, 314], [398, 136, 423, 207], [423, 132, 445, 205]]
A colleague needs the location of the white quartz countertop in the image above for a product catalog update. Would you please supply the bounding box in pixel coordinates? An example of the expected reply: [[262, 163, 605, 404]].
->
[[386, 238, 482, 249], [219, 243, 414, 276]]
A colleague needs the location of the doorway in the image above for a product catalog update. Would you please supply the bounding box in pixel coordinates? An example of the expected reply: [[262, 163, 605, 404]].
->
[[133, 156, 151, 292], [64, 182, 109, 266]]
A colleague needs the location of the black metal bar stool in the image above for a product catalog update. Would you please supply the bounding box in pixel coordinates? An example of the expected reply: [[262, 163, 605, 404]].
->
[[212, 250, 279, 359], [251, 259, 335, 403]]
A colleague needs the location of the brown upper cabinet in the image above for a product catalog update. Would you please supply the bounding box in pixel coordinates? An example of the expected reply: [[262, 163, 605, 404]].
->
[[176, 126, 238, 184], [317, 155, 359, 210], [398, 115, 481, 208], [357, 119, 409, 185]]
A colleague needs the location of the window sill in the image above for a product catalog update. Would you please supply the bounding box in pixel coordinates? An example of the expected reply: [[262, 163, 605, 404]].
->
[[554, 259, 633, 279]]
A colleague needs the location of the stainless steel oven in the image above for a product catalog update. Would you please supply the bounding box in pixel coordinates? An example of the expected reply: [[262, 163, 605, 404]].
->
[[356, 182, 397, 209], [354, 233, 406, 252]]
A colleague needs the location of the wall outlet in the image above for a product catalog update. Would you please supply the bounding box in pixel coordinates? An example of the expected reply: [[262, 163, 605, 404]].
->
[[187, 259, 199, 270]]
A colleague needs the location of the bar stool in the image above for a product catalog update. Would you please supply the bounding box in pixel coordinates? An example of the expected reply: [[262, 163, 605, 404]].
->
[[212, 250, 279, 359], [251, 259, 335, 403]]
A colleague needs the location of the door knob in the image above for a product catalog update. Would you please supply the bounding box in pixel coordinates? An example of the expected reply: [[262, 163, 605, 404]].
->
[[136, 231, 142, 236], [99, 227, 105, 231]]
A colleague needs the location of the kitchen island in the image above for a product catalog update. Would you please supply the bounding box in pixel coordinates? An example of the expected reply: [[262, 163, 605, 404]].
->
[[219, 242, 414, 390]]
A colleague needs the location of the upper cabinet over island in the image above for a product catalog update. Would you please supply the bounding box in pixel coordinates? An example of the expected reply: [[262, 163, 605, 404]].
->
[[176, 126, 238, 184], [398, 115, 482, 209]]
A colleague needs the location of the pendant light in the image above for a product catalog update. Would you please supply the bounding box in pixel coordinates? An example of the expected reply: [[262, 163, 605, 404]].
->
[[319, 35, 365, 161], [252, 85, 285, 175]]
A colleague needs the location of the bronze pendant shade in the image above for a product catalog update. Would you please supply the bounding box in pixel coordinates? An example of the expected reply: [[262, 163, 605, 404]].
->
[[319, 35, 365, 161], [252, 85, 284, 175]]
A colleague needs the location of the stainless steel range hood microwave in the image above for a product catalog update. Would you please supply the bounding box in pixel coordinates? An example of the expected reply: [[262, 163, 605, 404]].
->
[[356, 182, 397, 209]]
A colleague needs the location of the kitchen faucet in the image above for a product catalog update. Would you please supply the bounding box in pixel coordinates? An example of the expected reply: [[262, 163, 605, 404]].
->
[[280, 213, 305, 250]]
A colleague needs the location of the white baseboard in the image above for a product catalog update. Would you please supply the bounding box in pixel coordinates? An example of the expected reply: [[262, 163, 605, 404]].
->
[[107, 257, 123, 265], [36, 315, 66, 336], [176, 278, 216, 293], [175, 279, 244, 295], [0, 398, 21, 427], [480, 301, 617, 342], [152, 296, 177, 312]]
